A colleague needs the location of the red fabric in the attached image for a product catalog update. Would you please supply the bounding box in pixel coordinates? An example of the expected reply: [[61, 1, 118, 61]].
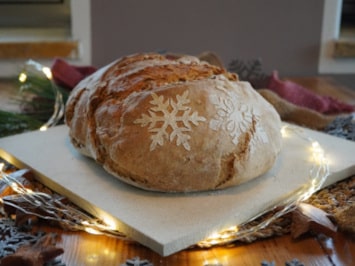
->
[[51, 58, 97, 90], [267, 71, 355, 114]]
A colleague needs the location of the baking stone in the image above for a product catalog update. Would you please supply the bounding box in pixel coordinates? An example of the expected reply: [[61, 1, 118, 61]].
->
[[0, 122, 354, 256]]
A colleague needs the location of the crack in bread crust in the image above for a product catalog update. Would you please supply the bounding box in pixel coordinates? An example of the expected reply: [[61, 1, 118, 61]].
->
[[216, 130, 251, 189]]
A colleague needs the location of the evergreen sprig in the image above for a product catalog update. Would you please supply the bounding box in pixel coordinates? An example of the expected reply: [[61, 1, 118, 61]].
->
[[16, 74, 69, 122], [228, 58, 269, 89], [0, 110, 43, 137], [0, 73, 69, 138]]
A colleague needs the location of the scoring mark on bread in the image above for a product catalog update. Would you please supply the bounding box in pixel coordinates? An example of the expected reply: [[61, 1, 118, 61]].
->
[[215, 130, 251, 189], [216, 152, 237, 188]]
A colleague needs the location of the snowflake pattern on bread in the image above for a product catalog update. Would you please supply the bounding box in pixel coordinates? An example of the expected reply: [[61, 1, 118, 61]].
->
[[65, 53, 282, 192], [134, 91, 206, 151], [209, 84, 269, 154]]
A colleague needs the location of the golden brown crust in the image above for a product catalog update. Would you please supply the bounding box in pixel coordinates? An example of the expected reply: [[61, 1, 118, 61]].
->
[[65, 53, 282, 192]]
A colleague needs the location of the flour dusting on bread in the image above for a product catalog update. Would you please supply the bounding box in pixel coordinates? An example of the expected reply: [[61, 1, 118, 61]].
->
[[65, 53, 282, 192]]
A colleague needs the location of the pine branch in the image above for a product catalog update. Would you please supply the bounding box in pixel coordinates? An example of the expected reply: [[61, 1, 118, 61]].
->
[[0, 110, 43, 138], [16, 74, 69, 119], [0, 62, 69, 137], [227, 58, 269, 89]]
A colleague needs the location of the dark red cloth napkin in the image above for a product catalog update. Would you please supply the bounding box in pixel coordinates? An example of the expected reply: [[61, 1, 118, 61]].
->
[[51, 58, 97, 90], [51, 58, 354, 115], [267, 71, 355, 114]]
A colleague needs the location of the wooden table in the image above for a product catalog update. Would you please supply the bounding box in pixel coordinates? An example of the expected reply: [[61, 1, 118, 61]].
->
[[36, 224, 353, 266], [2, 76, 355, 266], [18, 223, 344, 266]]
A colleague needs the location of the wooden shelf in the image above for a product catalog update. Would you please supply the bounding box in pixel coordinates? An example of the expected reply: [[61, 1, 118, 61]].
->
[[334, 39, 355, 58], [0, 40, 79, 59]]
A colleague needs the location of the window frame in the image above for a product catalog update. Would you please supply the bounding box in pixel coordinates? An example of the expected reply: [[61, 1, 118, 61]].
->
[[318, 0, 355, 74], [0, 0, 91, 78]]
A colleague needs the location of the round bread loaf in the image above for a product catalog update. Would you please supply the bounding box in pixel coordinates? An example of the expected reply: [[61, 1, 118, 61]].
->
[[65, 53, 282, 192]]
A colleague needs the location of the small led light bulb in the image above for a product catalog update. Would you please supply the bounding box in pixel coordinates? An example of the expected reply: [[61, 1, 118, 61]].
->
[[42, 67, 52, 80], [18, 72, 27, 83]]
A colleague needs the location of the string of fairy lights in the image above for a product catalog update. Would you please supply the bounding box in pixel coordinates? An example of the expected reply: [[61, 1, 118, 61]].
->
[[198, 125, 329, 247], [0, 61, 330, 247], [0, 162, 125, 239]]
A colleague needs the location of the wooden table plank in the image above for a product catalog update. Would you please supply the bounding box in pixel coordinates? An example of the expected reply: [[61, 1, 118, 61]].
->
[[46, 227, 354, 266], [316, 233, 355, 266]]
